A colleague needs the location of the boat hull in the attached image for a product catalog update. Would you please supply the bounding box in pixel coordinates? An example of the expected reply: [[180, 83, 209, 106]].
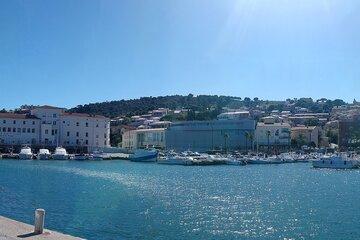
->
[[37, 154, 51, 160], [19, 154, 33, 160], [52, 154, 69, 160]]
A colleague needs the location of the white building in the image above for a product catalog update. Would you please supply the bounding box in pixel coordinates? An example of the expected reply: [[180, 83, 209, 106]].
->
[[255, 121, 291, 148], [122, 128, 166, 150], [0, 106, 110, 152], [217, 111, 250, 120], [0, 113, 41, 145]]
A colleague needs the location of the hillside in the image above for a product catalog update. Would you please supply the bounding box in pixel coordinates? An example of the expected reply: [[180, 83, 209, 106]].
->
[[68, 94, 347, 119], [68, 94, 247, 118]]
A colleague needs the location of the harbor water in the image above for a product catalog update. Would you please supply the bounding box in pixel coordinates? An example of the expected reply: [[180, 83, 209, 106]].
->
[[0, 160, 360, 240]]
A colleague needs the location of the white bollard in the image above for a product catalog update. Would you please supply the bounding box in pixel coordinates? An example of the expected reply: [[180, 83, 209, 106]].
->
[[34, 209, 45, 234]]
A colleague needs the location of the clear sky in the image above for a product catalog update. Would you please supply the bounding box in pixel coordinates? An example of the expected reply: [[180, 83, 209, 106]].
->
[[1, 0, 359, 109]]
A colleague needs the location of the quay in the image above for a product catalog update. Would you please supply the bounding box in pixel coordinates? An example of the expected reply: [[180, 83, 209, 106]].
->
[[0, 214, 83, 240]]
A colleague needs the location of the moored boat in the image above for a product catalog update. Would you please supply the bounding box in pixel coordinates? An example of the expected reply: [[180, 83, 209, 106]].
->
[[19, 146, 33, 160], [52, 147, 69, 160], [157, 155, 194, 165], [313, 155, 360, 169], [37, 149, 51, 160], [129, 149, 158, 162]]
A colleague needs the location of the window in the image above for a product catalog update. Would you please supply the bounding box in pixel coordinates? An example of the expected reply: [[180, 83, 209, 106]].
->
[[32, 128, 35, 133], [17, 128, 21, 133], [22, 128, 26, 133], [45, 129, 49, 134], [53, 114, 57, 118], [104, 140, 107, 145], [52, 130, 55, 135], [96, 135, 99, 138], [86, 132, 88, 137], [76, 122, 79, 126], [2, 127, 6, 132], [54, 129, 57, 134], [32, 121, 35, 125], [104, 133, 107, 138], [13, 120, 16, 124], [86, 122, 88, 127], [76, 132, 79, 137], [96, 124, 99, 127], [23, 121, 26, 125], [85, 140, 88, 145], [13, 128, 16, 132], [8, 128, 11, 132], [2, 120, 5, 124], [53, 121, 56, 125], [76, 139, 79, 145], [67, 131, 70, 137], [27, 128, 30, 133], [63, 121, 65, 124]]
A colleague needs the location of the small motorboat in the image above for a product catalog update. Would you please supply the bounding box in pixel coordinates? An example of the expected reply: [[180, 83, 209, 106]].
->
[[52, 147, 69, 160], [19, 146, 33, 160], [37, 149, 51, 160]]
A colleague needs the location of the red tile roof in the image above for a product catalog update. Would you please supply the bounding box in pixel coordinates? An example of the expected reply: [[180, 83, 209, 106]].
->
[[62, 112, 107, 119], [0, 113, 39, 119]]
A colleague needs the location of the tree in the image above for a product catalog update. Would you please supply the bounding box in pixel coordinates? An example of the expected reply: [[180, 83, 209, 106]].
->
[[266, 130, 271, 153]]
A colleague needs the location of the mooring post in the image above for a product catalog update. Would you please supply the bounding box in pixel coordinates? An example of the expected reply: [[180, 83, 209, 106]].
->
[[34, 209, 45, 234]]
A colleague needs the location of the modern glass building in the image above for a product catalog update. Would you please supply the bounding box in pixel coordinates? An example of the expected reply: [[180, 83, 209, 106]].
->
[[165, 119, 256, 152]]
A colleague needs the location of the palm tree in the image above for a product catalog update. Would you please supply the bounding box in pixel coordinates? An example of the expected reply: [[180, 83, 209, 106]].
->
[[224, 133, 229, 153], [266, 130, 271, 153], [249, 132, 254, 151], [244, 131, 250, 151]]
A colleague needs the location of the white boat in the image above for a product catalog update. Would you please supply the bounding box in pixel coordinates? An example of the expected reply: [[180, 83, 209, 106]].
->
[[313, 155, 360, 169], [247, 156, 271, 164], [52, 147, 69, 160], [37, 149, 51, 160], [129, 149, 158, 162], [157, 155, 193, 165], [91, 151, 104, 161], [19, 146, 33, 160]]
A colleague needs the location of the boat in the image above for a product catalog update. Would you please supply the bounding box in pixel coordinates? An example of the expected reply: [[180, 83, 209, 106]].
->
[[157, 153, 194, 165], [19, 146, 33, 160], [91, 151, 104, 161], [312, 155, 360, 169], [129, 149, 158, 162], [52, 147, 69, 160], [73, 154, 87, 161], [37, 149, 51, 160]]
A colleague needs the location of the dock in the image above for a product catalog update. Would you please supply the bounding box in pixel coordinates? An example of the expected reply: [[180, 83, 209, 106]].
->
[[0, 216, 83, 240]]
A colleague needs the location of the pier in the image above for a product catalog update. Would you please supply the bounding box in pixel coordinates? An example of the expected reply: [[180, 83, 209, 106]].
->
[[0, 212, 83, 240]]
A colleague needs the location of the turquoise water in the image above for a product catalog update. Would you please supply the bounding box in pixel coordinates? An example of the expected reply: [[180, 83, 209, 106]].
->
[[0, 160, 360, 240]]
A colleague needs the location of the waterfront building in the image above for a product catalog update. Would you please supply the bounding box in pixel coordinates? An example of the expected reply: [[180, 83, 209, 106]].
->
[[0, 106, 110, 152], [339, 117, 360, 150], [122, 128, 166, 150], [255, 121, 291, 149], [165, 119, 256, 152], [0, 113, 41, 145], [291, 126, 320, 147], [217, 111, 250, 120]]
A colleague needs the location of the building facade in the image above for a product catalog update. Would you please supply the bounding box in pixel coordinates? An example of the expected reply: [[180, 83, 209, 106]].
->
[[0, 106, 110, 152], [255, 122, 291, 148], [339, 118, 360, 150], [122, 128, 166, 150], [291, 126, 320, 147], [0, 113, 41, 145], [165, 119, 256, 152]]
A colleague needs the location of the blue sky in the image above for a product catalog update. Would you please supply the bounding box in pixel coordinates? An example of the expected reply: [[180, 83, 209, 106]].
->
[[1, 0, 359, 109]]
